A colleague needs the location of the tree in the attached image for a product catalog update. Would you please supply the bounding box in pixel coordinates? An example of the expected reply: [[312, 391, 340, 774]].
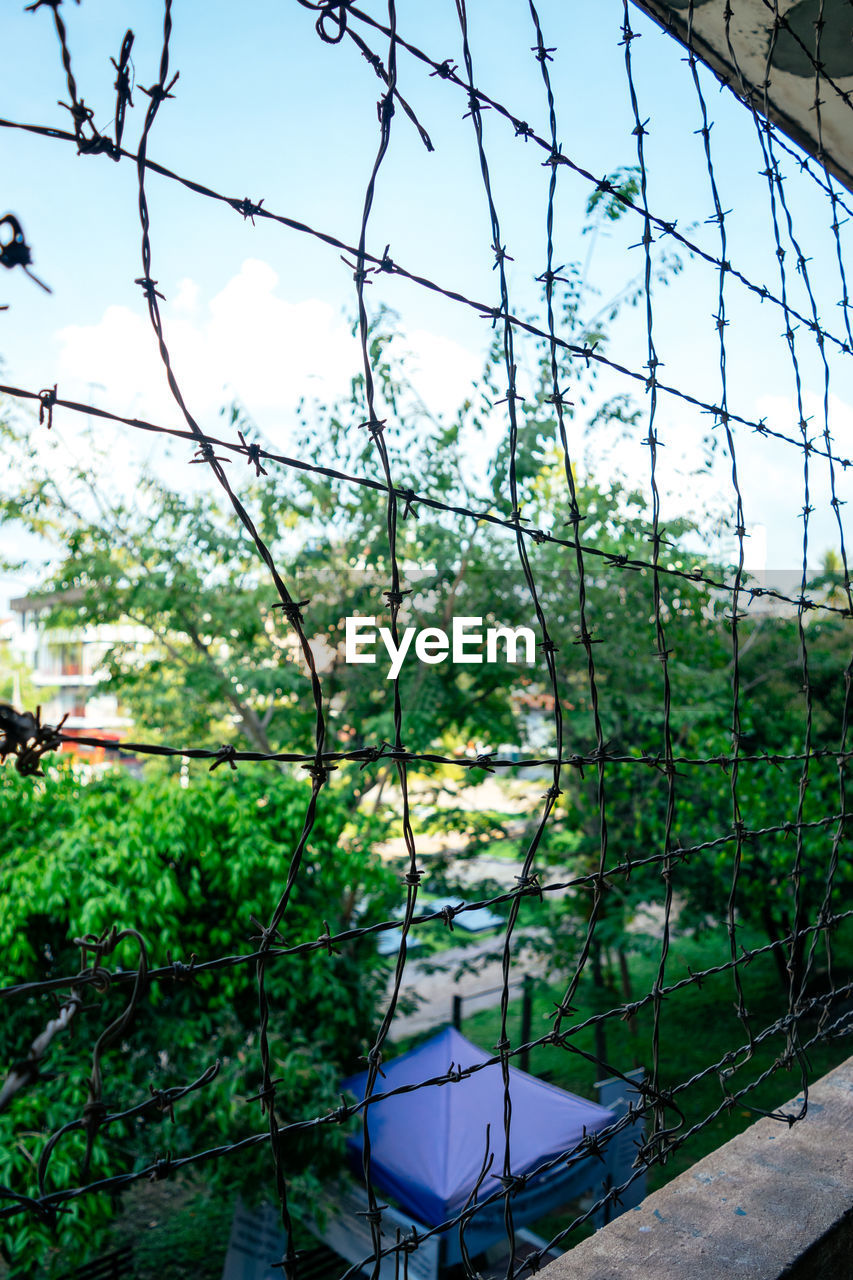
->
[[672, 600, 852, 993], [2, 169, 848, 1270], [4, 228, 838, 957], [0, 764, 398, 1275], [0, 628, 56, 712], [0, 167, 683, 778]]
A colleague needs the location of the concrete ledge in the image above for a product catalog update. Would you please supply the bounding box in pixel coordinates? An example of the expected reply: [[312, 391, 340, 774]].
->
[[542, 1055, 853, 1280]]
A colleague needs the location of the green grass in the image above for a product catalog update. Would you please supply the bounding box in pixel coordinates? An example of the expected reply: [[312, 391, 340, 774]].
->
[[477, 837, 523, 861], [460, 920, 853, 1196]]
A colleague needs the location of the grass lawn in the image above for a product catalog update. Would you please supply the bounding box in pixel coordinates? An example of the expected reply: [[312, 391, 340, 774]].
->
[[460, 918, 853, 1198]]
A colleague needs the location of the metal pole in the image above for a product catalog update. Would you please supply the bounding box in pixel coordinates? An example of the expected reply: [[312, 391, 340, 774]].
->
[[452, 993, 462, 1030], [520, 974, 533, 1072]]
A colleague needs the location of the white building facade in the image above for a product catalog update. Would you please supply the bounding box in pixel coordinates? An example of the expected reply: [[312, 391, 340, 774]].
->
[[9, 590, 140, 742]]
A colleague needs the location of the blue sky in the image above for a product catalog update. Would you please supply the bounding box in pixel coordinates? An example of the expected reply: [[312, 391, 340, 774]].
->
[[2, 0, 853, 609]]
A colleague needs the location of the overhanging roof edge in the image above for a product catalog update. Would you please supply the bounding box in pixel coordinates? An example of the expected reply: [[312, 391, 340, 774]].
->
[[630, 0, 853, 195]]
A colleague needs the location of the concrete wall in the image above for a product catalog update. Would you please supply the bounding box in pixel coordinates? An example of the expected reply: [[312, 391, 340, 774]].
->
[[541, 1055, 853, 1280]]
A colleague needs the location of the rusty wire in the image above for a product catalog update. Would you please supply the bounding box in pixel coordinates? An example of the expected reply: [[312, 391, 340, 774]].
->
[[2, 2, 853, 1278], [2, 380, 851, 621]]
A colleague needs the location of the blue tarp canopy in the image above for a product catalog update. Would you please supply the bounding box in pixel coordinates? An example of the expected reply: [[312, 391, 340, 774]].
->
[[341, 1026, 615, 1229]]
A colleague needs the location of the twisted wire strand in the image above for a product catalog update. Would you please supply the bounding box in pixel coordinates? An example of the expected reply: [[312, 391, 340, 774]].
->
[[2, 2, 853, 1272]]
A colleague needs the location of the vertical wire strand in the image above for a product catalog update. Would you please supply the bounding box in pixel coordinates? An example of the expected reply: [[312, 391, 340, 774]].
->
[[799, 0, 850, 1024], [344, 9, 426, 1278], [620, 0, 680, 1159], [723, 0, 813, 1108], [453, 1, 571, 1266], [685, 0, 755, 1071], [130, 5, 331, 1273]]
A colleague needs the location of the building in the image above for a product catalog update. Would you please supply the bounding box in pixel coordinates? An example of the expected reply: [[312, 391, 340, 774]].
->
[[8, 589, 142, 762]]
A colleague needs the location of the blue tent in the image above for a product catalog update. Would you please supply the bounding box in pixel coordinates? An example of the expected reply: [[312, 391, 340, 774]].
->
[[341, 1027, 616, 1232]]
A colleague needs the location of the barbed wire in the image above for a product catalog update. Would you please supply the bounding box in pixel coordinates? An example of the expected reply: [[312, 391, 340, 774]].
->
[[42, 732, 853, 774], [292, 0, 853, 358], [3, 115, 850, 475], [3, 382, 852, 622], [1, 101, 853, 466], [2, 2, 853, 1278]]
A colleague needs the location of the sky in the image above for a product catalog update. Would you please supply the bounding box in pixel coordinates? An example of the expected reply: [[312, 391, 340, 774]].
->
[[2, 0, 853, 610]]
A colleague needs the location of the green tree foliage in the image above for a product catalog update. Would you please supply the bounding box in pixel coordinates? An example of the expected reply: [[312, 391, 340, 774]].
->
[[1, 261, 849, 975], [1, 171, 850, 1270], [0, 167, 680, 772], [2, 271, 849, 933], [0, 766, 398, 1275], [672, 604, 852, 990]]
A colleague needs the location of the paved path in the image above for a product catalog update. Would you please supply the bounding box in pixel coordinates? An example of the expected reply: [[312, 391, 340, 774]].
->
[[384, 934, 546, 1040], [380, 897, 673, 1041]]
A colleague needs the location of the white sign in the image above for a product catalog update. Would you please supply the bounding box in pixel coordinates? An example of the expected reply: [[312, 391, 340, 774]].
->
[[345, 615, 536, 679]]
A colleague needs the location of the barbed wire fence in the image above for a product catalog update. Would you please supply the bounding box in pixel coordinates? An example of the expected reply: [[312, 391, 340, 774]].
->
[[1, 1, 853, 1276]]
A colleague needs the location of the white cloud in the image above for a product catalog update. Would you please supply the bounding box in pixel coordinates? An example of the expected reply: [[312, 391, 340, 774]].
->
[[172, 277, 200, 315], [54, 259, 482, 447], [398, 328, 482, 420]]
